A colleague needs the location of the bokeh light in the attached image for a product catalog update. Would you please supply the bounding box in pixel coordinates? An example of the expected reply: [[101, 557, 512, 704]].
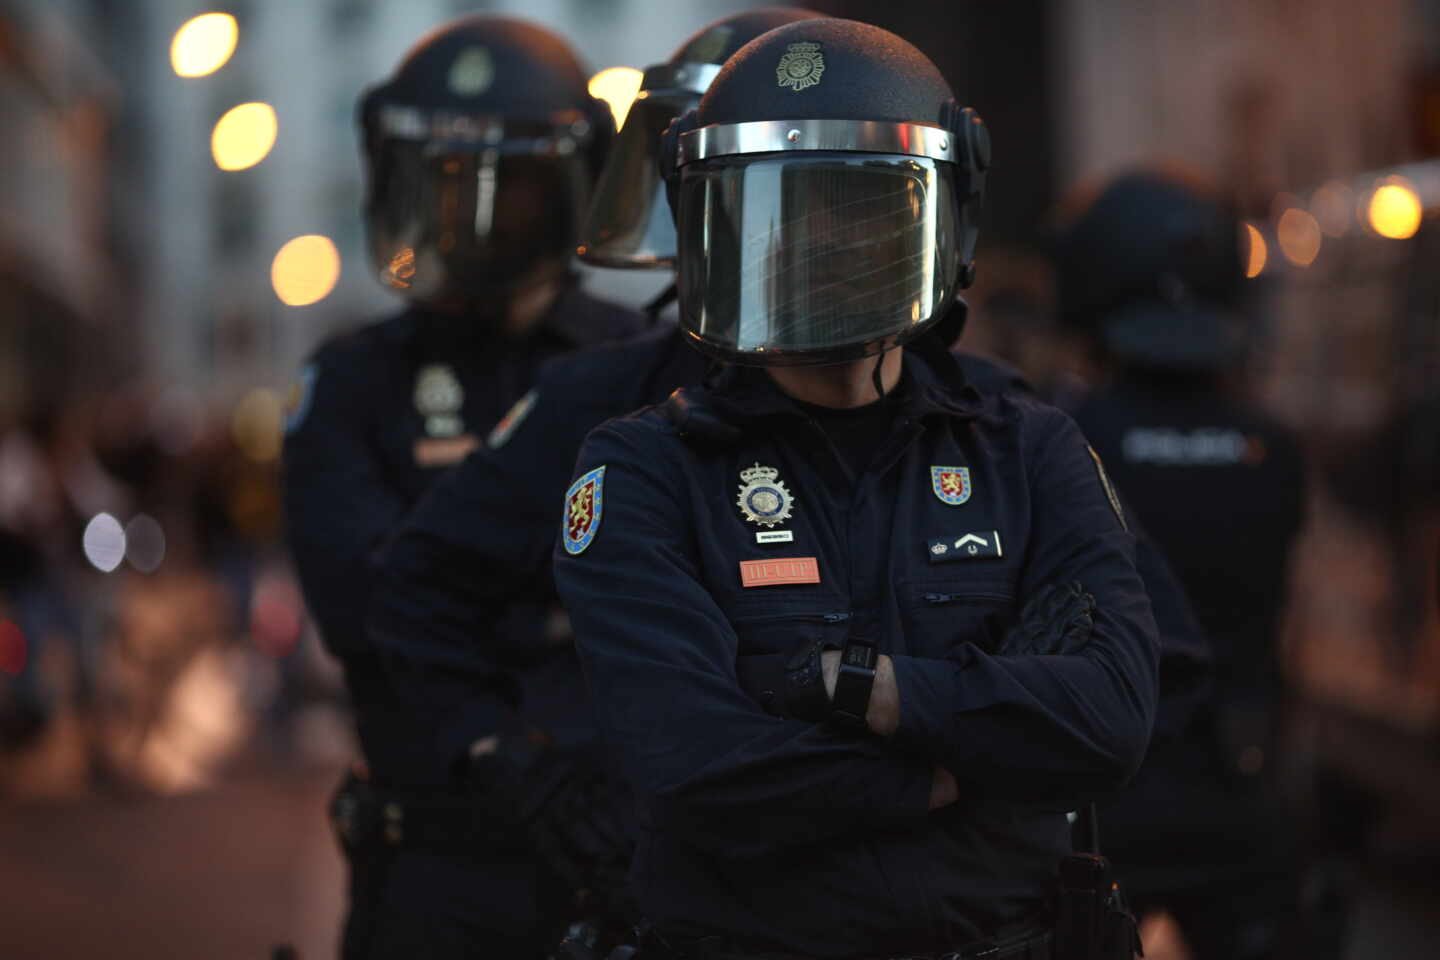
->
[[1242, 222, 1267, 278], [1309, 180, 1353, 238], [588, 66, 644, 130], [1276, 208, 1322, 267], [170, 13, 238, 78], [231, 389, 283, 463], [0, 620, 25, 676], [271, 235, 340, 306], [1367, 178, 1423, 240], [251, 575, 304, 658], [211, 102, 277, 171], [125, 515, 167, 573], [83, 513, 127, 573]]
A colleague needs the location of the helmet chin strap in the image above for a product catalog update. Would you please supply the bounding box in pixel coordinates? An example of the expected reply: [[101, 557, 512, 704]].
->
[[872, 350, 887, 402]]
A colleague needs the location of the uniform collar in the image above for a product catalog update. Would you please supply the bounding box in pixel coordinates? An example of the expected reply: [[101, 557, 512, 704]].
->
[[668, 335, 984, 442], [715, 338, 981, 423]]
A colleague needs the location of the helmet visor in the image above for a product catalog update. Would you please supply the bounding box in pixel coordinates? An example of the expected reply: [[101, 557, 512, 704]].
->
[[366, 139, 589, 303], [577, 91, 694, 268], [677, 154, 959, 365]]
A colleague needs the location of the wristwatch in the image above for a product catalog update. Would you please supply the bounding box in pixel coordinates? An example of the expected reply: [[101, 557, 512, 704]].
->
[[829, 637, 878, 731]]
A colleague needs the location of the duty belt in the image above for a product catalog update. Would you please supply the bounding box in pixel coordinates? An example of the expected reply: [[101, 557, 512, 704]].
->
[[330, 769, 525, 857]]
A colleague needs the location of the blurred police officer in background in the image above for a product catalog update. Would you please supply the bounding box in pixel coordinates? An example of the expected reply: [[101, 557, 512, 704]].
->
[[554, 18, 1160, 959], [1052, 170, 1328, 960], [280, 15, 643, 958]]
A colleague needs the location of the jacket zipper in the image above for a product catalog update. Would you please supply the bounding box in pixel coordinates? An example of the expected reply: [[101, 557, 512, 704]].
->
[[921, 592, 1011, 605], [730, 611, 853, 626]]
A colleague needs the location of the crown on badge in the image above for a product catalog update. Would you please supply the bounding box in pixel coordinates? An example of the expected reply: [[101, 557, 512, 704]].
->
[[740, 463, 779, 485], [786, 42, 820, 53]]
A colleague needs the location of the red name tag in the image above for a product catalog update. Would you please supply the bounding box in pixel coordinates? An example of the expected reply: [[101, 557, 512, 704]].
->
[[739, 556, 821, 587]]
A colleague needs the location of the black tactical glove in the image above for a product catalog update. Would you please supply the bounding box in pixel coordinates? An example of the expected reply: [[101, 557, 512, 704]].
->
[[1001, 581, 1097, 657], [469, 735, 638, 937]]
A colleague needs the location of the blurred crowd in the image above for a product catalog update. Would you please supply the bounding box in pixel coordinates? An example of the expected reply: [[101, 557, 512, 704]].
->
[[0, 378, 351, 798]]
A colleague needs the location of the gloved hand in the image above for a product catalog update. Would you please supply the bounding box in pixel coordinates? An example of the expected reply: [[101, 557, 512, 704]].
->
[[468, 734, 638, 934], [1001, 581, 1096, 657]]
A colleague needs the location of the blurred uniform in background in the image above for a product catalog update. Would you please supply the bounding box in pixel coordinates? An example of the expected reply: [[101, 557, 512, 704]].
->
[[1052, 170, 1327, 960], [280, 16, 642, 959]]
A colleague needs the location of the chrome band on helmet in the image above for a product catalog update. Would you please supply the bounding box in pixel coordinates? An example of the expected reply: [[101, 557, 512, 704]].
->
[[638, 61, 724, 97], [375, 104, 592, 150], [678, 119, 959, 167]]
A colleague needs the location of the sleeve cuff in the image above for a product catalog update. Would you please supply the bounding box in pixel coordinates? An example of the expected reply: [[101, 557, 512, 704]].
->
[[887, 651, 967, 760]]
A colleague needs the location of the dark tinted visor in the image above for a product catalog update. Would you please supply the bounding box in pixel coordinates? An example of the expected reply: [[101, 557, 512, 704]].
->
[[366, 139, 588, 300], [677, 154, 959, 364], [578, 90, 696, 268]]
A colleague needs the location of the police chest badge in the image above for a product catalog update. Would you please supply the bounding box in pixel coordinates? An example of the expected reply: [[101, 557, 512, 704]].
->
[[776, 42, 825, 91], [414, 364, 465, 437], [930, 466, 972, 506], [563, 466, 605, 556], [736, 462, 794, 528]]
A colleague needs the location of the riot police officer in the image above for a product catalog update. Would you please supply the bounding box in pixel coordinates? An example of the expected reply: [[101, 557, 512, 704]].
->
[[1053, 170, 1318, 960], [281, 15, 642, 958], [552, 19, 1159, 958]]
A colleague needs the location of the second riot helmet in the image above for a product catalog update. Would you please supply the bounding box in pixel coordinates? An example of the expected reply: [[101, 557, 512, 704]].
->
[[358, 16, 613, 311], [577, 7, 825, 269]]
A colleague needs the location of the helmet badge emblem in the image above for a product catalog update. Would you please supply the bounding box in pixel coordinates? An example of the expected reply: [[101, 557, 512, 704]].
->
[[414, 363, 465, 437], [736, 462, 795, 528], [776, 42, 825, 92], [448, 46, 495, 96]]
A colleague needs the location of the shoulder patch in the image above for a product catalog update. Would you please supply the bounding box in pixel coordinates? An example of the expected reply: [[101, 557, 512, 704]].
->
[[1086, 446, 1127, 530], [487, 389, 538, 449], [284, 364, 318, 434], [562, 466, 606, 556]]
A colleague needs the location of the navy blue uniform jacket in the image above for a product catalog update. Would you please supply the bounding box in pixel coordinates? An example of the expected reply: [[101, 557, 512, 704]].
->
[[552, 343, 1161, 956], [281, 286, 643, 785]]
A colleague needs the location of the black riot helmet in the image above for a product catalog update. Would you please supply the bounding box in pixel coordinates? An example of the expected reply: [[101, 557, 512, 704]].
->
[[658, 18, 990, 366], [1052, 170, 1246, 371], [577, 7, 825, 269], [358, 16, 613, 312]]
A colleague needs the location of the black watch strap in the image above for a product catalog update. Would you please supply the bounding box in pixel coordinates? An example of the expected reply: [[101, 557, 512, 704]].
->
[[830, 638, 878, 731]]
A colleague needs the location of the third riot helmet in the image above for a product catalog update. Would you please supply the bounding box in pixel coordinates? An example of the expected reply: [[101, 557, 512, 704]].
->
[[1052, 170, 1246, 371], [660, 18, 990, 365], [359, 16, 613, 311]]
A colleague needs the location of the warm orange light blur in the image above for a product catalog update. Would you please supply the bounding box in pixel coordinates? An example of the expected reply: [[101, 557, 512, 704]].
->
[[271, 235, 341, 306], [231, 389, 283, 463], [1242, 222, 1267, 278], [1309, 180, 1353, 238], [1367, 179, 1423, 239], [1276, 208, 1322, 267], [171, 13, 239, 78], [588, 67, 644, 130], [211, 102, 277, 171]]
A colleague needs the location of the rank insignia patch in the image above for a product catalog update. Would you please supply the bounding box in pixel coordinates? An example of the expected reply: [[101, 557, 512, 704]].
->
[[930, 466, 972, 505], [487, 389, 537, 449], [562, 466, 605, 556], [776, 41, 825, 91], [736, 462, 794, 528], [283, 364, 318, 435], [927, 530, 1003, 563]]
